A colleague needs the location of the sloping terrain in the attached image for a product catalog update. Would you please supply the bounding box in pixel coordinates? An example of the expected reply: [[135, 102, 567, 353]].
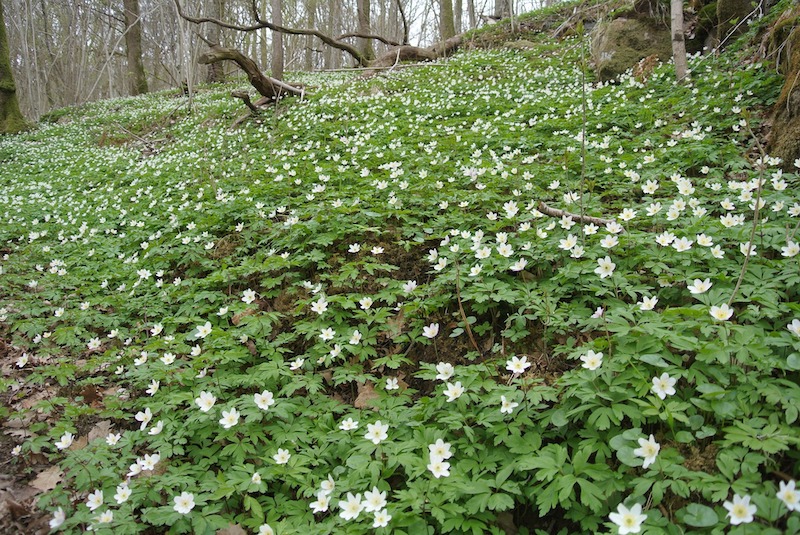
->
[[0, 4, 799, 534]]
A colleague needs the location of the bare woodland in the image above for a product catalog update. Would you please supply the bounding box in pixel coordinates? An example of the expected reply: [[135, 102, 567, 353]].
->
[[2, 0, 549, 122]]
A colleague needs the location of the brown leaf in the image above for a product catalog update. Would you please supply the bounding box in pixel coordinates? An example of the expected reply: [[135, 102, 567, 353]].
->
[[69, 436, 88, 451], [5, 498, 29, 520], [87, 420, 112, 443], [232, 308, 257, 326], [354, 381, 380, 409], [28, 466, 62, 492], [216, 524, 247, 535]]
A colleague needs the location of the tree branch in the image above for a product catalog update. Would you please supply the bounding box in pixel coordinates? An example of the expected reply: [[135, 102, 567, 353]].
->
[[174, 0, 368, 66], [336, 32, 401, 47], [537, 201, 619, 229]]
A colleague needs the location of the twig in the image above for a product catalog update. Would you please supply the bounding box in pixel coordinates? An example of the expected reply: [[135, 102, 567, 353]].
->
[[454, 257, 482, 356], [727, 117, 766, 306], [537, 201, 619, 229]]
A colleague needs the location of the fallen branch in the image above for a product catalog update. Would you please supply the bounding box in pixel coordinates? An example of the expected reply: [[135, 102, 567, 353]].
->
[[537, 201, 619, 229], [231, 90, 260, 113]]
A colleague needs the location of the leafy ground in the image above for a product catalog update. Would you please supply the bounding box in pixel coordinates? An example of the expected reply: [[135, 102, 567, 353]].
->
[[1, 4, 800, 534]]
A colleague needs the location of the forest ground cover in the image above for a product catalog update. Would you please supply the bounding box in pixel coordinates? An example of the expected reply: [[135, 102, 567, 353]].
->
[[1, 3, 799, 533]]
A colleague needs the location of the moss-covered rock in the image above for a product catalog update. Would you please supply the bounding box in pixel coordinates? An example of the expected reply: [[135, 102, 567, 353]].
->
[[716, 0, 752, 41], [591, 16, 672, 81], [766, 6, 800, 167]]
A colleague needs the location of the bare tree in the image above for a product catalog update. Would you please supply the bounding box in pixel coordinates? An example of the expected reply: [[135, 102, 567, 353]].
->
[[440, 0, 456, 40], [271, 0, 284, 79], [494, 0, 510, 20], [0, 0, 25, 132], [357, 0, 375, 60], [671, 0, 688, 82], [123, 0, 149, 95], [206, 0, 225, 82]]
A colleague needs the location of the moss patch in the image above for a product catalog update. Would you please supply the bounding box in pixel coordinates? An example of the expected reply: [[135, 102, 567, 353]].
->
[[591, 16, 672, 81]]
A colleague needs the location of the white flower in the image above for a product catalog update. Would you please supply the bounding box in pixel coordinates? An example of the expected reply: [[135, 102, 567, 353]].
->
[[195, 321, 212, 338], [339, 492, 364, 520], [385, 377, 399, 390], [559, 234, 578, 250], [310, 491, 330, 513], [594, 256, 616, 279], [106, 433, 121, 446], [402, 280, 417, 293], [427, 458, 451, 478], [777, 480, 800, 511], [148, 420, 164, 435], [55, 431, 74, 450], [788, 319, 800, 337], [345, 329, 361, 346], [94, 510, 113, 524], [497, 244, 514, 258], [219, 408, 240, 429], [359, 296, 373, 310], [638, 296, 658, 311], [687, 278, 712, 295], [87, 337, 101, 350], [651, 373, 677, 400], [608, 502, 647, 534], [443, 381, 464, 402], [289, 357, 305, 370], [254, 390, 275, 410], [580, 350, 603, 370], [600, 235, 619, 248], [135, 407, 152, 430], [320, 474, 336, 495], [86, 489, 104, 511], [363, 486, 388, 513], [672, 237, 693, 252], [349, 243, 361, 253], [49, 507, 66, 529], [500, 395, 519, 414], [319, 327, 335, 341], [723, 494, 756, 525], [339, 417, 359, 430], [435, 362, 455, 381], [510, 258, 528, 271], [195, 391, 216, 412], [242, 289, 257, 304], [505, 355, 531, 374], [114, 483, 132, 504], [782, 241, 799, 257], [273, 448, 291, 464], [146, 380, 160, 396], [429, 439, 453, 460], [373, 508, 392, 528], [422, 323, 440, 338], [173, 491, 195, 514], [364, 421, 389, 444], [633, 434, 660, 468], [311, 297, 328, 314], [257, 524, 274, 535], [709, 303, 734, 321]]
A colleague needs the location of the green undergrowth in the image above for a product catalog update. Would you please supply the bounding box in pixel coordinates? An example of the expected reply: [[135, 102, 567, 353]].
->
[[1, 9, 799, 535]]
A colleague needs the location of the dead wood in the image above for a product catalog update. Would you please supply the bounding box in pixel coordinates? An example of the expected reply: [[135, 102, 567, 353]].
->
[[537, 201, 621, 230], [199, 45, 304, 101]]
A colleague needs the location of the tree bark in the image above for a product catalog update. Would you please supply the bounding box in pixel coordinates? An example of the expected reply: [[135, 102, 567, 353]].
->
[[671, 0, 688, 82], [440, 0, 456, 41], [0, 0, 26, 133], [305, 0, 316, 70], [123, 0, 149, 95], [206, 0, 225, 83], [271, 0, 284, 79], [494, 0, 510, 19], [357, 0, 375, 61], [199, 45, 301, 100]]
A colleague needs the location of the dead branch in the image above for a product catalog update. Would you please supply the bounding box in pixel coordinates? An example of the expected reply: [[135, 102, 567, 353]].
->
[[231, 90, 260, 112], [198, 45, 304, 100], [337, 32, 402, 47], [537, 201, 620, 229], [174, 0, 369, 66]]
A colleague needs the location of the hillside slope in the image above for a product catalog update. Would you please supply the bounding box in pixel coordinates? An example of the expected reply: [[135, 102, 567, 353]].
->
[[1, 7, 798, 535]]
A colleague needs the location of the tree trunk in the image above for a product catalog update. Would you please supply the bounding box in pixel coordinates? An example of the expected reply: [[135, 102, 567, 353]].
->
[[357, 0, 375, 61], [305, 0, 316, 70], [467, 0, 476, 30], [271, 0, 284, 79], [454, 0, 462, 34], [206, 0, 225, 83], [440, 0, 456, 41], [122, 0, 149, 95], [671, 0, 688, 82], [199, 45, 301, 100], [0, 0, 26, 133], [494, 0, 510, 19]]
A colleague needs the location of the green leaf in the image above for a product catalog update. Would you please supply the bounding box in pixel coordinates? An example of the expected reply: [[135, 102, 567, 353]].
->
[[679, 503, 718, 527]]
